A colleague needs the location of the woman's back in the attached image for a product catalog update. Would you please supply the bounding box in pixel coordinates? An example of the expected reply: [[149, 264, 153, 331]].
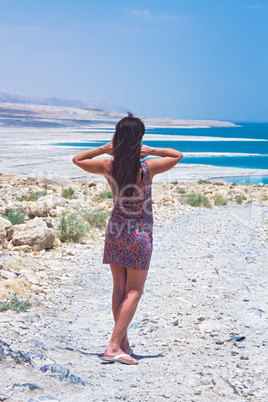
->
[[107, 159, 153, 223]]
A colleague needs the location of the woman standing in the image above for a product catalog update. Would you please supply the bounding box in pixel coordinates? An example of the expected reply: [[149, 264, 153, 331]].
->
[[73, 113, 183, 365]]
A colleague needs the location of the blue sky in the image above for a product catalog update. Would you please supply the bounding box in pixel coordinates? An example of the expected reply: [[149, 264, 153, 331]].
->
[[0, 0, 267, 121]]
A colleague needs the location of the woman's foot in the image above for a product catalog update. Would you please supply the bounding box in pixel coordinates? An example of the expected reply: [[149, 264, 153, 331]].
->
[[103, 347, 138, 364]]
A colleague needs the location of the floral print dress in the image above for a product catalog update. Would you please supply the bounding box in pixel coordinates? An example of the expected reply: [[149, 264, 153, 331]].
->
[[103, 160, 153, 270]]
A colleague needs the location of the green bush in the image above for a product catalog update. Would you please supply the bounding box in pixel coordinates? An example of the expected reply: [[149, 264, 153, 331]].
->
[[212, 181, 225, 186], [61, 187, 77, 199], [214, 194, 229, 206], [235, 195, 247, 204], [56, 211, 89, 242], [43, 184, 56, 192], [30, 191, 47, 201], [176, 187, 186, 194], [179, 192, 212, 208], [198, 179, 211, 184], [16, 191, 47, 202], [0, 293, 32, 313], [171, 181, 178, 185], [1, 208, 25, 225], [82, 209, 108, 229], [97, 191, 113, 200]]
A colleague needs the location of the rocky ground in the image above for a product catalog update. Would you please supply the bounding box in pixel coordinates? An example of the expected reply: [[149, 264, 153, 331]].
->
[[0, 175, 268, 401]]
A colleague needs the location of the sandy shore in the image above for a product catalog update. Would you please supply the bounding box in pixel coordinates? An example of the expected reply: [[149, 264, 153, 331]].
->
[[0, 127, 267, 183]]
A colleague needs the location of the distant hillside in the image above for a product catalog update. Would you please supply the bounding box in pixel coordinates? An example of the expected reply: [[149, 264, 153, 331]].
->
[[0, 92, 127, 113], [0, 92, 238, 128]]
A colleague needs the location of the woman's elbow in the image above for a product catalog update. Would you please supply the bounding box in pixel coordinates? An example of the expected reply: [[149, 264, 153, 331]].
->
[[177, 152, 183, 161], [72, 156, 79, 165]]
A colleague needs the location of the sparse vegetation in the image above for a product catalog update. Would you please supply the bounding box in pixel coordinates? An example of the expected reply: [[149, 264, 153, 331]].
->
[[56, 211, 89, 242], [212, 181, 225, 186], [61, 187, 77, 199], [82, 209, 108, 230], [97, 191, 113, 200], [179, 192, 212, 208], [198, 179, 211, 184], [16, 191, 47, 202], [0, 293, 32, 313], [29, 191, 47, 201], [1, 208, 25, 225], [43, 184, 56, 192], [214, 194, 229, 206], [235, 195, 247, 204], [171, 181, 178, 185], [176, 187, 187, 194]]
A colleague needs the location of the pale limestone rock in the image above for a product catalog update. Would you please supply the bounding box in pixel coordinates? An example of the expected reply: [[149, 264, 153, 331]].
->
[[53, 238, 61, 247], [0, 226, 6, 248], [212, 373, 238, 395], [49, 209, 57, 217], [12, 217, 55, 250], [198, 319, 227, 333], [0, 270, 17, 280], [13, 245, 33, 253], [4, 255, 46, 273], [45, 217, 54, 228], [3, 279, 26, 295], [0, 217, 14, 240], [23, 272, 40, 285], [28, 198, 56, 217]]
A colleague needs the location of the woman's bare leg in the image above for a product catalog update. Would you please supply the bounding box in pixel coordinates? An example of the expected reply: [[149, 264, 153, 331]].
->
[[110, 264, 130, 353], [104, 267, 148, 362]]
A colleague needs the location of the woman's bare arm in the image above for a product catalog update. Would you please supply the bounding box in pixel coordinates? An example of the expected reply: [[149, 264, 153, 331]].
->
[[72, 142, 113, 175], [141, 145, 183, 180]]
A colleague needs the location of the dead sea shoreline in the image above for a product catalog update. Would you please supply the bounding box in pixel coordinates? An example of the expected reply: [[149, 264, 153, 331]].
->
[[0, 126, 267, 183]]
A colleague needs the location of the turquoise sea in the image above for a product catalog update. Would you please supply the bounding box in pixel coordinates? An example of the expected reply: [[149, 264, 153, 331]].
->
[[55, 122, 268, 184]]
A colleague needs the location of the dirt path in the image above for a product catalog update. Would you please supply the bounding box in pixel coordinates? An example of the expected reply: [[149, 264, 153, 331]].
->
[[1, 204, 268, 401]]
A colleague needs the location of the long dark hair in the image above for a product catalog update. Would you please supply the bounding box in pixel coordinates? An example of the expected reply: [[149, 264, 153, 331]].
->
[[111, 113, 145, 197]]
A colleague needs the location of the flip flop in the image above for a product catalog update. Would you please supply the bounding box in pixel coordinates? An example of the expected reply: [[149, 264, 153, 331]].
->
[[129, 348, 134, 356], [101, 353, 138, 365]]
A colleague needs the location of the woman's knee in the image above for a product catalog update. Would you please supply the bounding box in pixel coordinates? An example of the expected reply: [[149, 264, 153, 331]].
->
[[125, 288, 143, 301]]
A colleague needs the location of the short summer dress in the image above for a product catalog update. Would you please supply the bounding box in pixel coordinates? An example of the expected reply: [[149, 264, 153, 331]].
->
[[103, 160, 153, 270]]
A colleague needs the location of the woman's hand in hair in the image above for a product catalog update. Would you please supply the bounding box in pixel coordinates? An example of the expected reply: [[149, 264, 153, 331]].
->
[[140, 145, 153, 159], [100, 142, 114, 155]]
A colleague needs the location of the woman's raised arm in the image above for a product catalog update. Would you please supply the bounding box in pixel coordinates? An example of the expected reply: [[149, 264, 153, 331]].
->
[[72, 142, 113, 175], [141, 145, 183, 180]]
